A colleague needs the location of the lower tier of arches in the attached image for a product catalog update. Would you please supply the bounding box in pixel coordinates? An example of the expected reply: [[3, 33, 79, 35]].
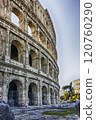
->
[[0, 72, 60, 107]]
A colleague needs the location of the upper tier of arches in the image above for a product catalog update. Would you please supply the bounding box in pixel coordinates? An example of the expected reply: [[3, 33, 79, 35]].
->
[[9, 1, 57, 61]]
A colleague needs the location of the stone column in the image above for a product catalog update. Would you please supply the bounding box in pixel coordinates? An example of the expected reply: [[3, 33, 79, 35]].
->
[[38, 80, 42, 105], [45, 37, 47, 48], [0, 0, 11, 20], [19, 14, 24, 30], [55, 71, 58, 82], [19, 46, 26, 64], [47, 58, 49, 77], [0, 33, 3, 59], [53, 87, 56, 104], [36, 26, 40, 42], [22, 82, 26, 106], [25, 77, 29, 106], [5, 29, 10, 62], [23, 48, 26, 65], [2, 73, 8, 103], [24, 13, 28, 33], [38, 51, 41, 73], [7, 0, 11, 21], [37, 82, 39, 106], [52, 66, 54, 79], [48, 85, 51, 105], [57, 71, 59, 83], [58, 90, 60, 104], [0, 83, 2, 100], [25, 41, 29, 68], [0, 72, 4, 100]]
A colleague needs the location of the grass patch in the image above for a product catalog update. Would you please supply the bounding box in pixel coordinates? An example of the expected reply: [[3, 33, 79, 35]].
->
[[42, 107, 77, 116]]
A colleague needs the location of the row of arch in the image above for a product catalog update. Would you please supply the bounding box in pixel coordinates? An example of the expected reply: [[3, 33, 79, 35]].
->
[[11, 40, 58, 79], [11, 7, 56, 60], [8, 80, 58, 107]]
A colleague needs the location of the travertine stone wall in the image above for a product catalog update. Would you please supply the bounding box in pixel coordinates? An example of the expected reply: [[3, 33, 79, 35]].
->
[[0, 0, 60, 106]]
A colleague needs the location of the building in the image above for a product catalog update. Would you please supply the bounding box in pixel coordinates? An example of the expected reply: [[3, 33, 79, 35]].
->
[[0, 0, 60, 107], [73, 79, 80, 94]]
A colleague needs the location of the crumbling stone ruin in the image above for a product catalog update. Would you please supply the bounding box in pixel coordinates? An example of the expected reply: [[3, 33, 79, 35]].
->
[[0, 0, 60, 107]]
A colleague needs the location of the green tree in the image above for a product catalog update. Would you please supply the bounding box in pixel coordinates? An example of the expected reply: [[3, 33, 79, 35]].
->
[[60, 82, 80, 102]]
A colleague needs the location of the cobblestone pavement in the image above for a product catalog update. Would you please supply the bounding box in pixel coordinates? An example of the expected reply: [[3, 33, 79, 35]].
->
[[13, 107, 78, 120]]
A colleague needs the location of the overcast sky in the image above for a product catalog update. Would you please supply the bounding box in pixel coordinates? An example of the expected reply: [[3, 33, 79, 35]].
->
[[39, 0, 80, 89]]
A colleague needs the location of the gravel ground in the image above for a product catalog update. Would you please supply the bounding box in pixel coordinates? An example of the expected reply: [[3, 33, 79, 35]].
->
[[13, 107, 78, 120]]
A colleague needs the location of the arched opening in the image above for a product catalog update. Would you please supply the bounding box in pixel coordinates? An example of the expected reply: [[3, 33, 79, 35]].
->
[[50, 88, 54, 104], [28, 83, 38, 106], [29, 50, 37, 69], [8, 80, 23, 107], [28, 26, 31, 36], [29, 54, 32, 66], [11, 8, 23, 28], [41, 57, 47, 74], [42, 86, 47, 105], [28, 85, 32, 105], [47, 41, 50, 51], [28, 21, 36, 38], [11, 13, 19, 26], [11, 40, 23, 63], [39, 32, 45, 46], [8, 81, 18, 106], [11, 44, 18, 61], [49, 63, 52, 77]]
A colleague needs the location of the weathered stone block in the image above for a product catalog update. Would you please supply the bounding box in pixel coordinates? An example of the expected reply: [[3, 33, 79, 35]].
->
[[0, 100, 15, 120]]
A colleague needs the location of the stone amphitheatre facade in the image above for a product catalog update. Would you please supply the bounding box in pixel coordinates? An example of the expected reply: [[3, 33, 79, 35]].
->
[[0, 0, 60, 107]]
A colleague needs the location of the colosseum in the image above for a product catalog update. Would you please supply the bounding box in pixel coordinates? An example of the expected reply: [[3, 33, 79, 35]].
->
[[0, 0, 60, 107]]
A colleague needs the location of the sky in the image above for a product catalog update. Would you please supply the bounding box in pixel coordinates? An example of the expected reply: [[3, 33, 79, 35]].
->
[[39, 0, 80, 89]]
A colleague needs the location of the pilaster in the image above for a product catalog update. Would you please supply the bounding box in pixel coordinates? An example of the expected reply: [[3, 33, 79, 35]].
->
[[38, 51, 41, 73], [5, 29, 10, 62], [25, 77, 29, 106], [2, 72, 8, 103], [47, 58, 49, 76], [38, 80, 42, 105], [48, 85, 51, 105], [25, 41, 29, 68]]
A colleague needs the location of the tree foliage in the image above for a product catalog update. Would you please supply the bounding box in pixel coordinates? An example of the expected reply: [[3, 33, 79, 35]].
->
[[60, 92, 80, 102], [62, 85, 70, 91], [61, 82, 80, 102]]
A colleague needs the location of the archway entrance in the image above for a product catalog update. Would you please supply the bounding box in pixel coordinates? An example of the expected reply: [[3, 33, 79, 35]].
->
[[42, 86, 47, 105], [8, 80, 23, 107], [28, 84, 33, 105], [8, 81, 18, 106], [28, 83, 38, 106]]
